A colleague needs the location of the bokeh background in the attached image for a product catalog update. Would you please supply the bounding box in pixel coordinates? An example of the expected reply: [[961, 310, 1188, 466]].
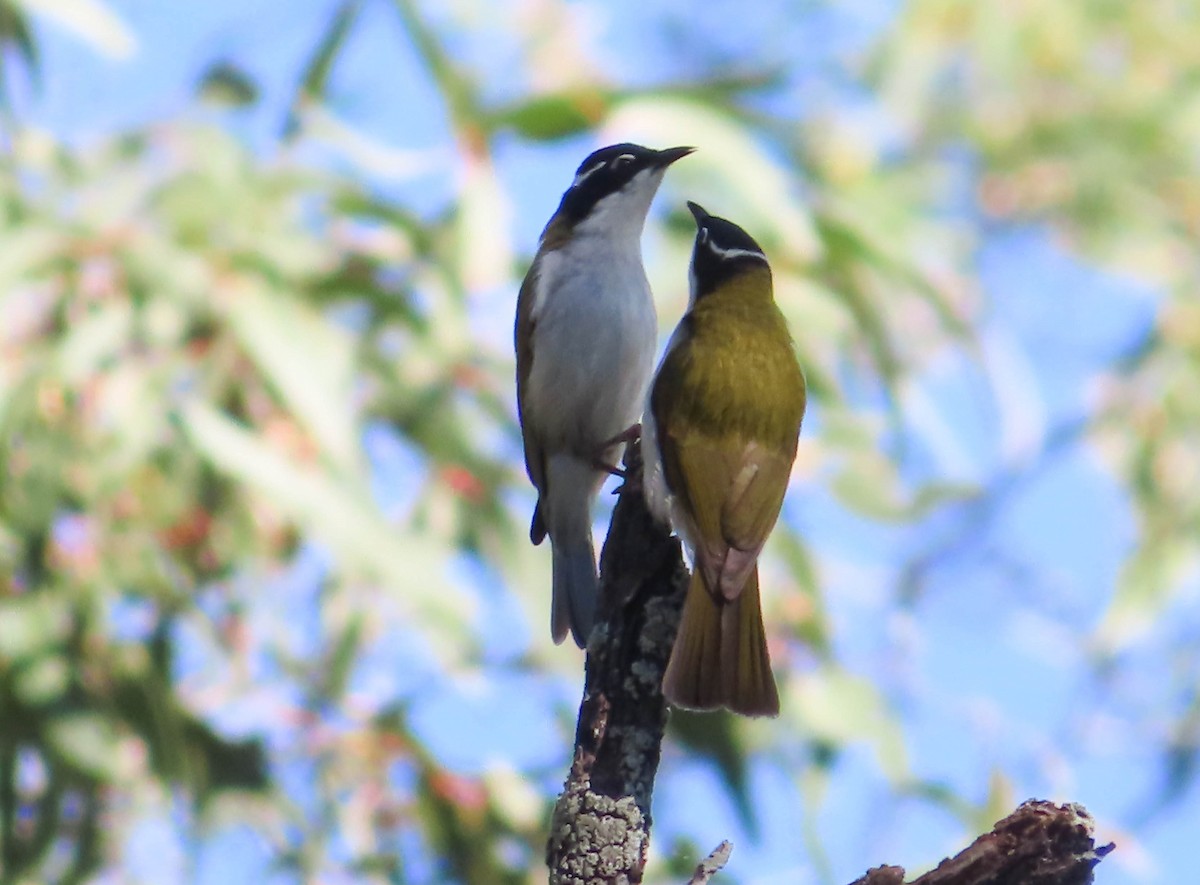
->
[[1, 1, 1198, 882]]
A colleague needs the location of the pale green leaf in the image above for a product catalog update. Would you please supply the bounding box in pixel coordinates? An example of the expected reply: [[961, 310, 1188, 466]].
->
[[303, 106, 443, 181], [483, 762, 543, 831], [789, 666, 908, 782], [223, 281, 361, 474], [197, 62, 259, 108], [0, 595, 72, 661], [14, 653, 69, 705], [819, 408, 881, 452], [46, 712, 123, 779], [456, 156, 512, 291], [488, 90, 610, 140], [179, 401, 473, 662], [16, 0, 136, 60], [56, 299, 132, 381], [978, 768, 1015, 833], [0, 226, 63, 289], [774, 274, 857, 345], [830, 453, 904, 520], [1094, 540, 1192, 652], [284, 0, 361, 135]]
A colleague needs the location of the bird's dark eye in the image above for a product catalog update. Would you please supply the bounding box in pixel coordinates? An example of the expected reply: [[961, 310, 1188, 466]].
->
[[612, 154, 635, 168], [698, 227, 710, 244]]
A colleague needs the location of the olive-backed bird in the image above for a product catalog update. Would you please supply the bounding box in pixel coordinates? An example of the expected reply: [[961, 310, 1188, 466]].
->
[[516, 143, 694, 647], [643, 202, 806, 716]]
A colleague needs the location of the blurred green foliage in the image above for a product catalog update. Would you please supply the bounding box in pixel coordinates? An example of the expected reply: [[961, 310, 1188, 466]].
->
[[0, 0, 1198, 882]]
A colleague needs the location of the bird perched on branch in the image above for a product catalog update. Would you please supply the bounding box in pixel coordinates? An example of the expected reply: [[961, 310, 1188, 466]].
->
[[643, 202, 806, 716], [516, 143, 694, 647]]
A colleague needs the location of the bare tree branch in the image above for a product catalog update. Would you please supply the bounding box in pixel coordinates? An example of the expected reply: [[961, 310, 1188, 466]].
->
[[688, 841, 733, 884], [848, 801, 1114, 885]]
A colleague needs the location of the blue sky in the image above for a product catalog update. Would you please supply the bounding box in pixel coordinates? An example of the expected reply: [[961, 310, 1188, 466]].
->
[[14, 2, 1197, 883]]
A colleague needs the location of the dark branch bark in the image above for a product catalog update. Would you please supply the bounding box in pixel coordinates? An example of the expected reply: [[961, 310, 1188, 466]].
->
[[545, 445, 1115, 885], [849, 800, 1115, 885], [546, 442, 688, 884]]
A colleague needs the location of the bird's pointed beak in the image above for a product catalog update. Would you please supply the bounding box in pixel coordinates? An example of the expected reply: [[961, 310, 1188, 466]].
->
[[654, 145, 695, 168], [686, 201, 710, 226]]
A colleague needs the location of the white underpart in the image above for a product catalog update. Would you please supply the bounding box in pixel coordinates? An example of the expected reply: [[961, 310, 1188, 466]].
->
[[647, 233, 699, 527], [641, 360, 696, 572], [573, 166, 664, 241], [525, 166, 665, 459], [641, 320, 683, 526], [642, 319, 701, 575], [687, 252, 698, 309]]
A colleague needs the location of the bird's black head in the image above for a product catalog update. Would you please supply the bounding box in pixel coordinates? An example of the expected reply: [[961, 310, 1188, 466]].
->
[[687, 201, 770, 300], [555, 143, 694, 225]]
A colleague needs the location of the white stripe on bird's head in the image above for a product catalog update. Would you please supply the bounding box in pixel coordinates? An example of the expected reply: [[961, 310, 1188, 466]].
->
[[698, 227, 768, 264]]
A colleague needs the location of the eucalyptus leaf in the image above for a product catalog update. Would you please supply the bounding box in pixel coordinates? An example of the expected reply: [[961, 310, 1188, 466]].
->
[[0, 594, 71, 661], [789, 666, 908, 783], [45, 712, 123, 781], [1094, 540, 1188, 653], [15, 0, 135, 60], [179, 401, 473, 663], [197, 62, 259, 108], [488, 91, 609, 140], [14, 652, 69, 705], [222, 281, 362, 474]]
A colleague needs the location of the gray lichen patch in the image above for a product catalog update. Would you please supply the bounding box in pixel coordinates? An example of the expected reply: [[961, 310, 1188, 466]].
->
[[548, 788, 648, 884]]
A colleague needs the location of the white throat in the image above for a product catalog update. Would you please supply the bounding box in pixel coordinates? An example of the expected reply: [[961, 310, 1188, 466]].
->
[[573, 167, 666, 244]]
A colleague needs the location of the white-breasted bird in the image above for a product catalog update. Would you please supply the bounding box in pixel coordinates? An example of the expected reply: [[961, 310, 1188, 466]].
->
[[515, 142, 693, 647]]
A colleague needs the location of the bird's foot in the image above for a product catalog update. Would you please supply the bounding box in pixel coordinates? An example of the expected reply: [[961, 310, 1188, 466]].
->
[[591, 458, 627, 479], [591, 422, 642, 477], [597, 423, 642, 451]]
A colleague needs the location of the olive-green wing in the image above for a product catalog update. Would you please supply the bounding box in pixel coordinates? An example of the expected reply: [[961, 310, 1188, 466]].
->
[[660, 432, 794, 602]]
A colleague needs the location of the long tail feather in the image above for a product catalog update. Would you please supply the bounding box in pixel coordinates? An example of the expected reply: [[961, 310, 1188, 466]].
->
[[544, 454, 600, 647], [663, 570, 725, 709], [664, 566, 778, 716], [720, 568, 778, 717], [551, 536, 597, 646]]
